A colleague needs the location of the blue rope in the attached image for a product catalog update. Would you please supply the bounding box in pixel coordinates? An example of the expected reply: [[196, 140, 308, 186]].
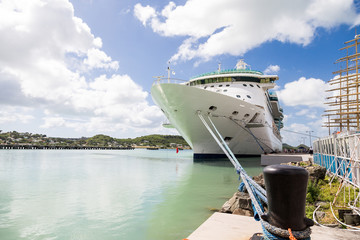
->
[[261, 223, 311, 240], [200, 113, 311, 239], [250, 184, 264, 221], [238, 182, 245, 192]]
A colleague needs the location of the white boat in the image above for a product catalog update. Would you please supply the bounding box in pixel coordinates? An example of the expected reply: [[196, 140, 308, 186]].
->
[[151, 60, 283, 159]]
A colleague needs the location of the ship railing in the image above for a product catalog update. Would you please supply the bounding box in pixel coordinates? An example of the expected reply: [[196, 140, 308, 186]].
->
[[152, 77, 188, 85]]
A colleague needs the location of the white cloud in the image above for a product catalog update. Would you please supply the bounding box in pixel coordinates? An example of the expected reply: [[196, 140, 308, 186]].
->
[[264, 65, 280, 74], [0, 0, 164, 135], [84, 48, 119, 70], [277, 77, 329, 107], [0, 107, 34, 124], [41, 116, 66, 129], [295, 109, 309, 116], [280, 116, 329, 146], [134, 0, 359, 62], [134, 3, 157, 26]]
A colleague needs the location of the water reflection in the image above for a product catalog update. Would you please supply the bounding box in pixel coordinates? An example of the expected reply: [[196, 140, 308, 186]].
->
[[0, 150, 262, 240], [147, 157, 263, 240]]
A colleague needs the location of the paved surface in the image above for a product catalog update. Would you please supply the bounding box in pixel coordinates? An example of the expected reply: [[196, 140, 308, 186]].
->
[[261, 153, 311, 166], [186, 212, 360, 240]]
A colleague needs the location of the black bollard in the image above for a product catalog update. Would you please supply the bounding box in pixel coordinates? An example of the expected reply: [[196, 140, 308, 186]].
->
[[261, 165, 314, 231]]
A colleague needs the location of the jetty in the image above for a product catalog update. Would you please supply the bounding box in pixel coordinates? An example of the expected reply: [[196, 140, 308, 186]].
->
[[261, 153, 312, 166], [186, 212, 360, 240]]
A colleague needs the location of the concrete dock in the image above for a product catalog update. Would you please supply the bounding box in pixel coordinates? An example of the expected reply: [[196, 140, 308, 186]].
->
[[261, 153, 312, 166], [186, 212, 360, 240]]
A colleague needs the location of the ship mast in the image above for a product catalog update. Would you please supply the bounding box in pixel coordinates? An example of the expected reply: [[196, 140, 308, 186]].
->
[[323, 34, 360, 133]]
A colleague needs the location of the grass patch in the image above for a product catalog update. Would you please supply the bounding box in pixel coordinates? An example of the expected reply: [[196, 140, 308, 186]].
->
[[305, 175, 359, 225]]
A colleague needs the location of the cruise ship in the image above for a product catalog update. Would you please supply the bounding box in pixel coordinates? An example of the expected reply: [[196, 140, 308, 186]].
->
[[151, 60, 283, 159]]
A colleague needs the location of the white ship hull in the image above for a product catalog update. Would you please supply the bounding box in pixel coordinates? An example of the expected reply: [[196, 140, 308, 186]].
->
[[151, 81, 282, 159]]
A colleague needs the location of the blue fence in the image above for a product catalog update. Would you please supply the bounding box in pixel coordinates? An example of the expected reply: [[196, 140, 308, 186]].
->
[[313, 153, 353, 183]]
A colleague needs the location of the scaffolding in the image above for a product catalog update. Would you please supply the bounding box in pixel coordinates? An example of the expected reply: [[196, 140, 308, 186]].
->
[[323, 34, 360, 133], [315, 34, 360, 224]]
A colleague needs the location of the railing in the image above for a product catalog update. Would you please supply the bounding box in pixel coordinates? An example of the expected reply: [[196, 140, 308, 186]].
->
[[313, 132, 360, 187], [313, 133, 360, 209], [190, 68, 263, 79], [152, 77, 188, 85]]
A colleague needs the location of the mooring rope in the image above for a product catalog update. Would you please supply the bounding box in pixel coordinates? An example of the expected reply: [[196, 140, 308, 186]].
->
[[228, 117, 276, 153], [197, 111, 312, 240]]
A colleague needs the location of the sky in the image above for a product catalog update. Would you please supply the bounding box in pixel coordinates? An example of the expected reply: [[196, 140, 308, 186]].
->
[[1, 0, 360, 146]]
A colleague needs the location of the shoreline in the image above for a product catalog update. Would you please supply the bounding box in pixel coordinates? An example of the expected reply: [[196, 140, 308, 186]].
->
[[0, 144, 191, 150]]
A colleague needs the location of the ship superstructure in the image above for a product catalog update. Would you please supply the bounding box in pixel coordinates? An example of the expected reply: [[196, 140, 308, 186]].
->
[[151, 60, 283, 158]]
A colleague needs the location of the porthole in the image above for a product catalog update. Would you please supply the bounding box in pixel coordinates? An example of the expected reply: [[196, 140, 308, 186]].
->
[[243, 84, 247, 87], [247, 95, 251, 98], [204, 86, 207, 89], [211, 85, 214, 87], [244, 113, 250, 117], [257, 85, 260, 88], [224, 137, 232, 141], [209, 106, 217, 111], [232, 111, 239, 115], [223, 89, 227, 92], [219, 85, 223, 87], [226, 84, 230, 87], [236, 95, 241, 98], [250, 84, 254, 87]]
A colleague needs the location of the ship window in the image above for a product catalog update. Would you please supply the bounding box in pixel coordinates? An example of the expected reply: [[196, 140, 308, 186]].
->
[[250, 84, 254, 87], [243, 84, 247, 87], [233, 76, 261, 83], [209, 106, 217, 111], [226, 84, 230, 87], [216, 90, 220, 92], [223, 89, 227, 92], [204, 86, 207, 89], [247, 95, 251, 98], [232, 111, 239, 115], [236, 95, 241, 98], [244, 113, 250, 117], [211, 85, 214, 87], [257, 85, 260, 88], [260, 78, 270, 83], [224, 137, 232, 141], [219, 85, 223, 87]]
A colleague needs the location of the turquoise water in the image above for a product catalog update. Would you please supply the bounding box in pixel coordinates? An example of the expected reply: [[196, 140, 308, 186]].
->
[[0, 149, 262, 240]]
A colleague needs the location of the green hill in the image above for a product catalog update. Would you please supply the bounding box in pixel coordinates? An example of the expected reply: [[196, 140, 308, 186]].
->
[[0, 131, 189, 149]]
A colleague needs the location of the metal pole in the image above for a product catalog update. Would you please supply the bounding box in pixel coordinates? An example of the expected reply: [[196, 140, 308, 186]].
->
[[306, 131, 314, 147]]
